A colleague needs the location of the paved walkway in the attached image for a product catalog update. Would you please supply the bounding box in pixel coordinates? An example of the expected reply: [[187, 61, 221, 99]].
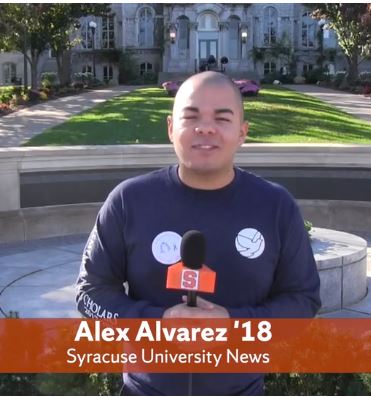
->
[[0, 85, 138, 147], [283, 84, 371, 123], [0, 233, 370, 319]]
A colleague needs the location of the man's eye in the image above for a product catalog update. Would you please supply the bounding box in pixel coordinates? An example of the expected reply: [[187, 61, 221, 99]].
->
[[216, 117, 231, 122], [182, 115, 197, 120]]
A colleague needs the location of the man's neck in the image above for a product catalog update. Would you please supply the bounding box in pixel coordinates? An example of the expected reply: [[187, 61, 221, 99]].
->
[[178, 166, 235, 190]]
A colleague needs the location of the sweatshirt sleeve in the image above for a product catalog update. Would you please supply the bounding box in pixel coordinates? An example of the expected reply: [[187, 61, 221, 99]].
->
[[228, 199, 321, 319], [75, 186, 165, 319]]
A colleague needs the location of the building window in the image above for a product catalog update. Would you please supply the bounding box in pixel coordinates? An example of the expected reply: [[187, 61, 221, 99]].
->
[[281, 16, 291, 41], [102, 16, 115, 49], [140, 62, 153, 76], [264, 61, 276, 75], [228, 16, 240, 59], [3, 62, 17, 84], [302, 64, 313, 74], [138, 7, 154, 47], [82, 65, 92, 74], [198, 12, 218, 31], [177, 16, 190, 50], [302, 11, 315, 48], [103, 65, 113, 82], [253, 17, 260, 46], [264, 6, 278, 46], [81, 19, 94, 49]]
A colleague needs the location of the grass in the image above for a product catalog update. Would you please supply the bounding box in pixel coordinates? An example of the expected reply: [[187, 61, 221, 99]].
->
[[23, 85, 371, 146]]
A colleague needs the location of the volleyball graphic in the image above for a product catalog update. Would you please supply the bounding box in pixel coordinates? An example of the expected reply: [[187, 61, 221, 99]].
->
[[235, 228, 265, 259], [152, 231, 182, 264]]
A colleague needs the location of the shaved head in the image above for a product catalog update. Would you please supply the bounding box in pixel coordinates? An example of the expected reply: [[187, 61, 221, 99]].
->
[[173, 71, 245, 122]]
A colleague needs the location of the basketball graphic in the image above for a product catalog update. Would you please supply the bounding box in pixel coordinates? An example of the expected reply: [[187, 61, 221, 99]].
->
[[235, 228, 265, 259], [152, 231, 182, 264]]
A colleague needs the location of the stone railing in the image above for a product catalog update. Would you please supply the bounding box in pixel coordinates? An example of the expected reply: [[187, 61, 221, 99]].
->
[[1, 144, 371, 242]]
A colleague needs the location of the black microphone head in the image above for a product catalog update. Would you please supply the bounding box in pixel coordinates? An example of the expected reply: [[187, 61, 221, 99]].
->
[[180, 230, 205, 270]]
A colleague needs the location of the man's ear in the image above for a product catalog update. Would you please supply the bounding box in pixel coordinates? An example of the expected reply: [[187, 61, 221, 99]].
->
[[238, 121, 249, 145], [167, 115, 173, 143]]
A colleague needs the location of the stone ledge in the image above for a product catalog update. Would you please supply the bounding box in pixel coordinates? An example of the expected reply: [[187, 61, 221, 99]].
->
[[0, 203, 100, 244], [1, 144, 371, 172]]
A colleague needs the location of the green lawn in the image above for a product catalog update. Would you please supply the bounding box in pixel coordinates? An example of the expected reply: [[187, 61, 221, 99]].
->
[[24, 86, 371, 146]]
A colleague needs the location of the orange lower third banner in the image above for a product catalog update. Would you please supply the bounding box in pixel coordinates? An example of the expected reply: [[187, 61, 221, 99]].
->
[[0, 318, 370, 373]]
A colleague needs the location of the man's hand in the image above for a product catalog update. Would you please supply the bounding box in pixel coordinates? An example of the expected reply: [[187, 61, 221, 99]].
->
[[163, 296, 229, 318]]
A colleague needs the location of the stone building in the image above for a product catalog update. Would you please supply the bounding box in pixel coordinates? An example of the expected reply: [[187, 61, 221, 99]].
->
[[1, 3, 369, 86]]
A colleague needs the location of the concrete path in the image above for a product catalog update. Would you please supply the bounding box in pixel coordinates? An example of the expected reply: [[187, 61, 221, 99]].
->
[[283, 84, 371, 124], [0, 233, 370, 319], [0, 85, 138, 147]]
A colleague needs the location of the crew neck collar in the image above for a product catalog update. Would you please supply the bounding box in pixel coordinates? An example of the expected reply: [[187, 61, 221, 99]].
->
[[168, 164, 241, 195]]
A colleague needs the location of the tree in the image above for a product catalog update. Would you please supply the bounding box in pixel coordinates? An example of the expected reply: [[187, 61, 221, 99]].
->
[[0, 4, 50, 89], [311, 4, 371, 82], [45, 4, 110, 86], [0, 4, 110, 89]]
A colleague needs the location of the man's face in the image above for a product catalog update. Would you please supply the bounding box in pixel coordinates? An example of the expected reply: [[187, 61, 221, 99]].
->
[[167, 81, 248, 178]]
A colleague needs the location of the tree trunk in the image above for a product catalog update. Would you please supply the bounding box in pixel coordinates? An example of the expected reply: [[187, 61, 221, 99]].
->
[[61, 50, 72, 86], [346, 51, 359, 83], [55, 52, 63, 86], [56, 50, 72, 87], [30, 52, 39, 90]]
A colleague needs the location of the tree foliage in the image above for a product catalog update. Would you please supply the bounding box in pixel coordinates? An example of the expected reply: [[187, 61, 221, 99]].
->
[[311, 4, 371, 81], [0, 4, 110, 88]]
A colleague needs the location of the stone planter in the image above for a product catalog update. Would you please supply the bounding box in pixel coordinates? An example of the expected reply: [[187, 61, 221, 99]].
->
[[311, 228, 368, 313]]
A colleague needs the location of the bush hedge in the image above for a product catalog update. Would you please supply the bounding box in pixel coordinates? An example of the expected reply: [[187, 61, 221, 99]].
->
[[0, 373, 370, 395]]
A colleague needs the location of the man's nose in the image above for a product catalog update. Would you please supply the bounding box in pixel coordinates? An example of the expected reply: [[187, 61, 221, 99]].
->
[[194, 121, 216, 135]]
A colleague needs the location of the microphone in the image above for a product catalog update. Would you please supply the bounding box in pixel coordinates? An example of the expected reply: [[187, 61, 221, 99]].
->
[[166, 230, 216, 307]]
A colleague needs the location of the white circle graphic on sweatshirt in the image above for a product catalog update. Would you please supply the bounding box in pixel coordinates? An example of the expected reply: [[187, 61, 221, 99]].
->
[[235, 228, 265, 259], [152, 231, 182, 264]]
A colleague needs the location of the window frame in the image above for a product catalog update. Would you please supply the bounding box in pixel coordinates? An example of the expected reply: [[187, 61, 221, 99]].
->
[[264, 61, 276, 75], [102, 15, 115, 49], [138, 7, 154, 48], [302, 11, 315, 48], [263, 6, 278, 46], [228, 16, 241, 59], [198, 12, 219, 31], [3, 62, 17, 84]]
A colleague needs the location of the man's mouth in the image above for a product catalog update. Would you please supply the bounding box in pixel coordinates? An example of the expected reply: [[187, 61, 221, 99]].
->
[[192, 144, 218, 150]]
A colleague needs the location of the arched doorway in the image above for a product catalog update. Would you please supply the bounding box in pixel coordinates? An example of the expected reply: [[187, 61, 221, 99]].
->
[[197, 12, 219, 71]]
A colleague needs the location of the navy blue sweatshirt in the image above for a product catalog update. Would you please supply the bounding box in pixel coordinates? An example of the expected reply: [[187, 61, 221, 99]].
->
[[76, 165, 321, 395]]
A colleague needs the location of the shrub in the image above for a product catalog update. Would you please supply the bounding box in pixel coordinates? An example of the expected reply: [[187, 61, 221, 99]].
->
[[0, 87, 16, 104], [333, 71, 347, 88], [304, 220, 313, 233], [265, 373, 370, 395], [71, 80, 84, 90], [261, 72, 281, 84], [141, 72, 157, 84], [293, 75, 305, 84], [0, 373, 370, 395], [28, 89, 42, 102], [304, 68, 325, 84], [39, 90, 48, 101], [72, 72, 101, 89], [0, 103, 12, 115], [359, 71, 371, 86], [162, 81, 182, 96], [363, 85, 371, 96], [41, 72, 59, 89], [118, 50, 138, 84]]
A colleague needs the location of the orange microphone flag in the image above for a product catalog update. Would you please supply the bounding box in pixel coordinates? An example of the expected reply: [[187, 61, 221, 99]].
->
[[166, 262, 216, 293]]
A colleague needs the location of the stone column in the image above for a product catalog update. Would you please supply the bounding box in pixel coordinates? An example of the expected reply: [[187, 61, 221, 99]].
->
[[189, 22, 198, 72], [0, 154, 20, 211], [218, 21, 228, 67]]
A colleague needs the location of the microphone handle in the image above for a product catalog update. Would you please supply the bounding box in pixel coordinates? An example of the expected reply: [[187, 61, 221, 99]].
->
[[187, 291, 197, 307]]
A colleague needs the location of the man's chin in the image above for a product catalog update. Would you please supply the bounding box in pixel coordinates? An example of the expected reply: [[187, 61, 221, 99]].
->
[[184, 163, 229, 176]]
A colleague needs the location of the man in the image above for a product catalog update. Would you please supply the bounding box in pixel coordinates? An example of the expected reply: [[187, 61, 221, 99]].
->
[[76, 71, 321, 395]]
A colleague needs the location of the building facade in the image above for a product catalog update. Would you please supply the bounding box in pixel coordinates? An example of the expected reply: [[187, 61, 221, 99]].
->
[[1, 3, 369, 86]]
